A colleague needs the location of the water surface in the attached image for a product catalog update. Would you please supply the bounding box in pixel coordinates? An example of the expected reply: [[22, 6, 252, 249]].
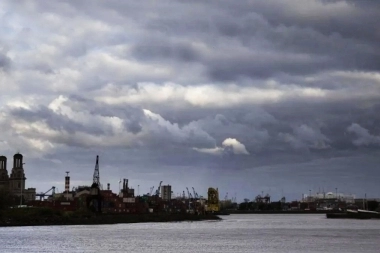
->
[[0, 214, 379, 253]]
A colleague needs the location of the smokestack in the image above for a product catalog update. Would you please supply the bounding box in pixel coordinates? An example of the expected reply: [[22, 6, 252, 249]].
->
[[126, 179, 128, 189], [107, 183, 110, 190], [65, 171, 70, 201]]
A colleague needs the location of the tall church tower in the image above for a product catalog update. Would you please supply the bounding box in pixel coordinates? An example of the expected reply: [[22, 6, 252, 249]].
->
[[9, 153, 26, 196], [0, 156, 9, 189]]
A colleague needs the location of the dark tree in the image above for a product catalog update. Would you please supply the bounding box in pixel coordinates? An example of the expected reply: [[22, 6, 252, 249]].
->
[[0, 188, 13, 210]]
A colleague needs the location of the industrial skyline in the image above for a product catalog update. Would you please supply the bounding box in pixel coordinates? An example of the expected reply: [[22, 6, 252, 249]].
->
[[1, 1, 380, 201], [0, 153, 374, 204]]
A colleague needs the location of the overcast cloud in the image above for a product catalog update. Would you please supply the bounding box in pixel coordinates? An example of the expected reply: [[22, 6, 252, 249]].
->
[[1, 0, 379, 201]]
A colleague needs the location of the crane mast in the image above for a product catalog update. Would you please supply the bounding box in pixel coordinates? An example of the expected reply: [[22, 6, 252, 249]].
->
[[155, 181, 163, 196], [93, 155, 102, 189], [186, 187, 191, 199], [149, 186, 154, 196], [192, 187, 198, 199]]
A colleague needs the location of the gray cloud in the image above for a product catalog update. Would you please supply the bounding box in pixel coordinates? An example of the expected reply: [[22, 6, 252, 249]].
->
[[347, 123, 380, 146], [279, 124, 331, 150], [131, 39, 201, 63], [0, 55, 11, 70], [0, 45, 11, 70]]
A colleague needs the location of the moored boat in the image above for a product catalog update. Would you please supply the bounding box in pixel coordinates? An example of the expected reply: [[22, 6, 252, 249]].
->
[[326, 209, 380, 219]]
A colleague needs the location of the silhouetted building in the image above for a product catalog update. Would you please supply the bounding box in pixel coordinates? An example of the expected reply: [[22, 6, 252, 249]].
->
[[0, 153, 36, 202], [0, 156, 9, 189]]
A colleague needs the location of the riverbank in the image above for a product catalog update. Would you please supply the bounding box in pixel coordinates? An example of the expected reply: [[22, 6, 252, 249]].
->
[[0, 208, 221, 227], [227, 210, 336, 214]]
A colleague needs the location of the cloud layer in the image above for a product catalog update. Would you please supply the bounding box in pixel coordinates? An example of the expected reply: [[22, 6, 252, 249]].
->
[[1, 0, 380, 200]]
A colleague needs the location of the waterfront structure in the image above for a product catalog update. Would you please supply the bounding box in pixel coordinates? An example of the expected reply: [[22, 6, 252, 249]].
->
[[206, 187, 220, 212], [0, 153, 36, 202], [161, 185, 172, 201], [303, 191, 355, 205]]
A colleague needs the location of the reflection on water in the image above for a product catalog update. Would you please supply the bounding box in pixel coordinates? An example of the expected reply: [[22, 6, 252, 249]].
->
[[0, 214, 379, 253]]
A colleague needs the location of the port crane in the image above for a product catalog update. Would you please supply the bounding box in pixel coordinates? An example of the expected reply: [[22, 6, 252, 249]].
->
[[149, 186, 154, 196], [93, 155, 102, 190], [185, 187, 192, 211], [186, 187, 193, 199], [192, 187, 199, 199], [36, 186, 56, 201], [155, 181, 163, 197], [255, 193, 271, 203]]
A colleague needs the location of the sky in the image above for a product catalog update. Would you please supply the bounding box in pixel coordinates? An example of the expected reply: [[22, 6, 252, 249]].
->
[[0, 0, 379, 202]]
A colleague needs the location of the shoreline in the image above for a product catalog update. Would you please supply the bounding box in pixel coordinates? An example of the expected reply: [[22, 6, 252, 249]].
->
[[226, 210, 337, 214], [0, 212, 221, 228]]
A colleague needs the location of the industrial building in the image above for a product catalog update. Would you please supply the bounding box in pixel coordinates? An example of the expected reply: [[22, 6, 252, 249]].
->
[[0, 153, 213, 214], [160, 185, 172, 201], [0, 153, 36, 202]]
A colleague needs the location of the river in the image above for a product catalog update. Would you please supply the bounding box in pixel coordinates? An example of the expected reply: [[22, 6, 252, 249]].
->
[[0, 214, 379, 252]]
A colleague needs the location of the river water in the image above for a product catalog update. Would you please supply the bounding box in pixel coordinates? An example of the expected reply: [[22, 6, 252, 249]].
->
[[0, 214, 379, 253]]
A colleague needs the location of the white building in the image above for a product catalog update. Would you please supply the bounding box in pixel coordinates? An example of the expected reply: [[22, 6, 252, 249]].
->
[[304, 191, 356, 203]]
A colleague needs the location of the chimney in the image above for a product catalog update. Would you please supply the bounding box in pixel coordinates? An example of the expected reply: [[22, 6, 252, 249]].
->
[[107, 183, 110, 190], [65, 172, 70, 200]]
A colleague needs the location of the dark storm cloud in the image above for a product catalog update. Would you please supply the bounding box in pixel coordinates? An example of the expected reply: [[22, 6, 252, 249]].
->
[[131, 39, 201, 63], [250, 0, 380, 45], [206, 53, 329, 81], [8, 0, 380, 81], [123, 0, 380, 81]]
